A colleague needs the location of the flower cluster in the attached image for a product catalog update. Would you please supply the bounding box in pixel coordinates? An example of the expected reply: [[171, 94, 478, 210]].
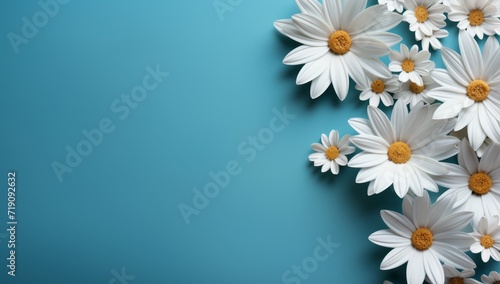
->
[[275, 0, 500, 283]]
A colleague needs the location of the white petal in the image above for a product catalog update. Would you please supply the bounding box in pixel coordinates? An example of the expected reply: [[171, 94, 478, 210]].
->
[[349, 118, 373, 135], [440, 47, 473, 86], [381, 210, 415, 237], [380, 246, 413, 270], [348, 152, 388, 167], [432, 242, 477, 269], [458, 31, 483, 80], [368, 106, 396, 143], [350, 135, 389, 153], [406, 252, 426, 284], [431, 211, 474, 233], [410, 155, 449, 176], [292, 13, 332, 40], [274, 19, 327, 47], [323, 0, 342, 29], [284, 45, 330, 65], [296, 56, 329, 84], [310, 69, 331, 99], [332, 55, 350, 100], [424, 250, 445, 284], [369, 229, 412, 248]]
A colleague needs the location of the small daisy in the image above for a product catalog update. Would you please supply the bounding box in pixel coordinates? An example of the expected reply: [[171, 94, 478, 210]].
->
[[421, 28, 449, 51], [470, 216, 500, 262], [441, 264, 481, 284], [403, 0, 447, 38], [389, 44, 435, 86], [428, 32, 500, 151], [308, 130, 355, 174], [394, 75, 437, 107], [274, 0, 403, 100], [348, 99, 458, 198], [448, 0, 500, 39], [355, 72, 400, 108], [435, 139, 500, 225], [379, 0, 405, 13], [369, 192, 476, 284], [482, 271, 500, 283]]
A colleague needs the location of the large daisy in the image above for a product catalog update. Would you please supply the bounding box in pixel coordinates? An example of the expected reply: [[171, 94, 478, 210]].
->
[[348, 99, 458, 198], [274, 0, 403, 100], [389, 44, 435, 86], [369, 192, 476, 284], [435, 139, 500, 225], [428, 32, 500, 151], [448, 0, 500, 39], [403, 0, 447, 39], [308, 130, 355, 174], [470, 216, 500, 262]]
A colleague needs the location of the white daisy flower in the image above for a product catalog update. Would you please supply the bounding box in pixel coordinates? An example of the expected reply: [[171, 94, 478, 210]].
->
[[308, 130, 355, 174], [470, 216, 500, 262], [428, 32, 500, 151], [355, 72, 400, 108], [274, 0, 403, 100], [394, 75, 438, 107], [435, 139, 500, 225], [482, 271, 500, 283], [441, 264, 481, 284], [421, 28, 449, 51], [348, 99, 458, 198], [389, 44, 435, 86], [448, 0, 500, 39], [369, 192, 476, 284], [403, 0, 447, 38], [379, 0, 405, 13]]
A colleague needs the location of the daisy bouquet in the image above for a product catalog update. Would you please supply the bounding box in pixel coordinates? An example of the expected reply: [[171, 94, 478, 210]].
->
[[275, 0, 500, 283]]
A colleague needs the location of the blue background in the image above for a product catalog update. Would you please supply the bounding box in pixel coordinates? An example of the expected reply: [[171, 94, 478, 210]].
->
[[0, 0, 498, 283]]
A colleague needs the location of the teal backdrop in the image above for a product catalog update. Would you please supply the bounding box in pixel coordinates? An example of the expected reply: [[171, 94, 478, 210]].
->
[[0, 0, 498, 283]]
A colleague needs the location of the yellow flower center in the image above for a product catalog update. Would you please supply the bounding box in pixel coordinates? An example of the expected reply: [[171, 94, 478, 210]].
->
[[411, 227, 433, 251], [449, 278, 464, 284], [415, 6, 429, 23], [328, 30, 352, 55], [469, 172, 492, 195], [480, 235, 494, 249], [467, 80, 490, 102], [325, 146, 339, 161], [410, 82, 425, 94], [402, 59, 415, 72], [371, 79, 386, 94], [387, 142, 412, 164], [469, 9, 485, 26]]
